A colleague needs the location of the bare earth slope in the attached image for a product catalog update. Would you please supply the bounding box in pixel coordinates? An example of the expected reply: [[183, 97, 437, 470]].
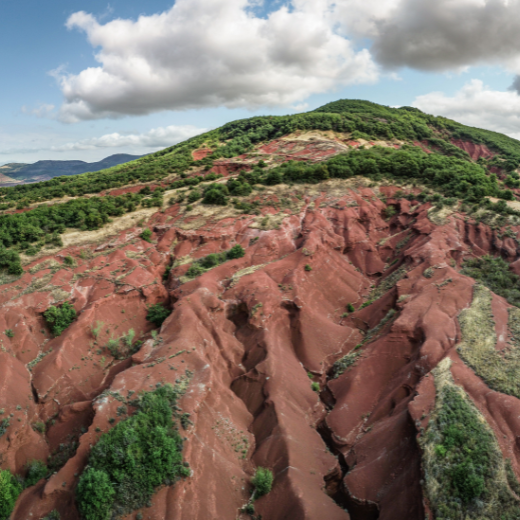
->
[[3, 128, 520, 520]]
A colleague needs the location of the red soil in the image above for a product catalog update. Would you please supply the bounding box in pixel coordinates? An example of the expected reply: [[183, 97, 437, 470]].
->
[[4, 140, 520, 520], [450, 139, 495, 160], [192, 148, 213, 161]]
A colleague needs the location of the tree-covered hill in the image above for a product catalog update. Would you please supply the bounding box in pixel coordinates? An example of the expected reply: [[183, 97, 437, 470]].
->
[[2, 98, 520, 276]]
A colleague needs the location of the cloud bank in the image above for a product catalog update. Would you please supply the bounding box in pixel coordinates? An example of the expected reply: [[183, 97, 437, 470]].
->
[[51, 125, 206, 151], [49, 0, 520, 125], [56, 0, 377, 122], [413, 80, 520, 140]]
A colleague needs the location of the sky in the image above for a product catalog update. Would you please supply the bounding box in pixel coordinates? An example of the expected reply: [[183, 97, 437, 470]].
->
[[3, 0, 520, 165]]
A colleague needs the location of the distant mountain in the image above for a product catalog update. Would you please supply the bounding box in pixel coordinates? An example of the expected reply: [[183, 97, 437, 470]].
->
[[0, 154, 142, 185]]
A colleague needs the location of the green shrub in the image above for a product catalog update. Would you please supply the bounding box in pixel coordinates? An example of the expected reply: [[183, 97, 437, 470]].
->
[[106, 337, 120, 358], [0, 419, 10, 437], [384, 206, 397, 219], [44, 302, 77, 336], [311, 382, 320, 393], [140, 228, 152, 242], [346, 303, 355, 313], [202, 184, 229, 205], [4, 330, 14, 338], [76, 468, 115, 520], [227, 244, 245, 259], [187, 190, 201, 203], [0, 247, 23, 276], [123, 328, 135, 348], [32, 421, 46, 434], [423, 267, 434, 278], [63, 256, 75, 266], [91, 321, 104, 339], [24, 460, 48, 488], [41, 510, 60, 520], [185, 244, 246, 279], [251, 467, 273, 499], [304, 264, 312, 272], [0, 469, 22, 520], [186, 263, 205, 278], [146, 303, 170, 327], [76, 384, 189, 518], [461, 255, 520, 307]]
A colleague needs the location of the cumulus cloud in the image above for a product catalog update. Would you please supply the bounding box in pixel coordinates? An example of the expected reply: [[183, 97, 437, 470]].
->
[[413, 79, 520, 139], [51, 125, 206, 152], [55, 0, 378, 122], [337, 0, 520, 72]]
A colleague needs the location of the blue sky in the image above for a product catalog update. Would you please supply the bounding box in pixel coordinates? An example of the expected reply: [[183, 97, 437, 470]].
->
[[3, 0, 520, 164]]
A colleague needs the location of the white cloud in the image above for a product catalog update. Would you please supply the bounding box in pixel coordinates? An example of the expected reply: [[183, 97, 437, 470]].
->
[[413, 79, 520, 139], [51, 125, 207, 152], [55, 0, 378, 122]]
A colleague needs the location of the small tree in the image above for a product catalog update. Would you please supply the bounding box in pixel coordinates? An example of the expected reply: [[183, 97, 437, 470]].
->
[[146, 303, 170, 327], [76, 468, 115, 520], [140, 228, 152, 242], [251, 467, 273, 499], [227, 244, 245, 260], [0, 469, 22, 520], [24, 460, 48, 488], [44, 302, 77, 336]]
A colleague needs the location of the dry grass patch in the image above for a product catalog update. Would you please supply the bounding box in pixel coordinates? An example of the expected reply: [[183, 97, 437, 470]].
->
[[458, 284, 520, 398], [28, 259, 61, 275]]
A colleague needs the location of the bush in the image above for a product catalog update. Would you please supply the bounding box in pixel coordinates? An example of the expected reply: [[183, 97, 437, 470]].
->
[[106, 337, 120, 358], [346, 303, 355, 313], [24, 460, 48, 488], [91, 320, 104, 339], [44, 302, 77, 336], [4, 330, 14, 338], [227, 244, 245, 260], [185, 263, 205, 278], [311, 382, 320, 393], [76, 384, 189, 518], [76, 468, 115, 520], [251, 467, 273, 499], [0, 247, 23, 276], [202, 184, 229, 205], [304, 264, 312, 272], [63, 256, 75, 266], [41, 511, 60, 520], [0, 469, 22, 520], [0, 419, 10, 438], [140, 228, 152, 242], [187, 190, 201, 203], [461, 255, 520, 307], [32, 421, 46, 434], [146, 303, 170, 327], [185, 244, 246, 279]]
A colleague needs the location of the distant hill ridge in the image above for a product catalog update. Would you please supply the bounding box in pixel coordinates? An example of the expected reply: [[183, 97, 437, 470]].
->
[[0, 153, 142, 185]]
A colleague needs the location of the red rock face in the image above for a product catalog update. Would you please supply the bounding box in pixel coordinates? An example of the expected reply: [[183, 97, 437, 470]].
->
[[450, 139, 496, 160], [4, 167, 520, 519], [192, 148, 213, 161]]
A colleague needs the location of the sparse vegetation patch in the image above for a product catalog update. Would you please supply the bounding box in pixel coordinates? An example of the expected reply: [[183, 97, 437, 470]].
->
[[420, 358, 520, 519]]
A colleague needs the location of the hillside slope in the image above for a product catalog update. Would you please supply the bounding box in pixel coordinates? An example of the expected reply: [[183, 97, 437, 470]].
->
[[2, 100, 520, 520], [0, 154, 142, 186]]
